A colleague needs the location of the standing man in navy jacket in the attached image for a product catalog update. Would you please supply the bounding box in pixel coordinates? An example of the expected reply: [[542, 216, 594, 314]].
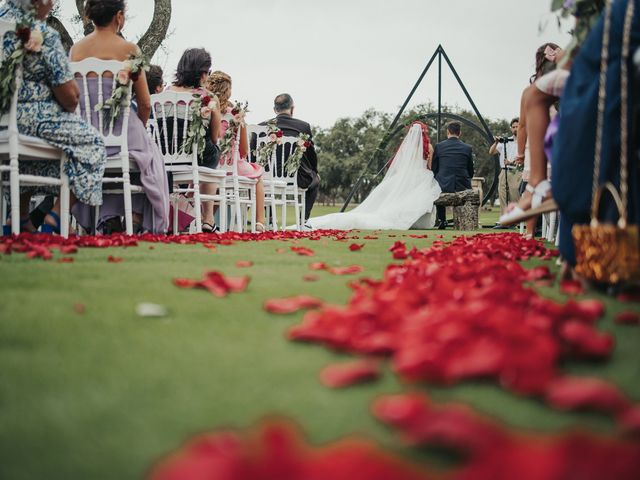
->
[[431, 121, 474, 229]]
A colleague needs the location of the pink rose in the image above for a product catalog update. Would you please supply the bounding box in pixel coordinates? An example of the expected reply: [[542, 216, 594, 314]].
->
[[24, 30, 43, 53], [200, 106, 212, 120], [116, 69, 130, 85]]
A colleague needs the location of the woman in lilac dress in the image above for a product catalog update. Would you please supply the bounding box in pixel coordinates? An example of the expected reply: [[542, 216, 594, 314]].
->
[[70, 0, 169, 233]]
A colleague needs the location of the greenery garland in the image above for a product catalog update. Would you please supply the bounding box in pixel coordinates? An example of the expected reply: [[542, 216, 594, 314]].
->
[[254, 119, 283, 167], [0, 6, 43, 114], [284, 133, 312, 177], [551, 0, 607, 62]]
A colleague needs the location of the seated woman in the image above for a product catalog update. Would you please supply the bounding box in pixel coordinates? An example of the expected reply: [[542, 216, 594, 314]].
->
[[70, 0, 169, 234], [307, 122, 441, 230], [0, 0, 107, 234], [206, 71, 267, 232], [164, 48, 222, 232]]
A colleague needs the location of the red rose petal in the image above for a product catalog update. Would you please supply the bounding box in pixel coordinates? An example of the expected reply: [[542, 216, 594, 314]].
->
[[59, 245, 78, 254], [291, 246, 315, 257], [303, 274, 319, 282], [349, 243, 365, 251], [264, 295, 325, 315], [327, 265, 364, 276], [73, 303, 86, 315], [108, 256, 123, 263], [320, 359, 380, 388], [309, 262, 328, 271], [236, 260, 254, 268], [57, 257, 75, 263], [546, 377, 631, 414], [614, 311, 640, 325], [560, 279, 584, 296]]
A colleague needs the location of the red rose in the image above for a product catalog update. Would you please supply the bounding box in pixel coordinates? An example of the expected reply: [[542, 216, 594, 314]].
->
[[304, 140, 312, 148], [201, 95, 211, 106], [130, 71, 140, 82], [16, 27, 30, 44], [231, 108, 240, 115], [276, 130, 284, 138]]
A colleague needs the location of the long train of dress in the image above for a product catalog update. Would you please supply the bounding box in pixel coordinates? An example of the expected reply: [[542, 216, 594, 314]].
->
[[307, 124, 441, 230]]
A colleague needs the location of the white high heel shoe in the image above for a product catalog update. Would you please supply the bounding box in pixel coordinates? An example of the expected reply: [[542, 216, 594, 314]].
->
[[499, 179, 558, 226]]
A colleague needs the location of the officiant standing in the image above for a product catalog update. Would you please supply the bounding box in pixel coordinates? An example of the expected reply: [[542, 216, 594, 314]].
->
[[432, 121, 474, 229]]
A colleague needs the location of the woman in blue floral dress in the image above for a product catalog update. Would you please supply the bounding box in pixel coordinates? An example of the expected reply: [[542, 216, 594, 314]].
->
[[0, 0, 106, 233]]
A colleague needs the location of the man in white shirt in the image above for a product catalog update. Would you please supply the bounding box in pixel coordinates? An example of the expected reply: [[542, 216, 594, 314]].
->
[[489, 118, 522, 223]]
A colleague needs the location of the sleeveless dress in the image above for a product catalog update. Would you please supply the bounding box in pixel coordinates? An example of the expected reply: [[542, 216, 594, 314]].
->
[[220, 108, 264, 178], [0, 1, 106, 205]]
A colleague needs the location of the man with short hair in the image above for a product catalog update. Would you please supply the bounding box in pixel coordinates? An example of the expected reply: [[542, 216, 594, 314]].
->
[[146, 65, 165, 95], [432, 121, 474, 229], [261, 94, 320, 222], [489, 117, 521, 224]]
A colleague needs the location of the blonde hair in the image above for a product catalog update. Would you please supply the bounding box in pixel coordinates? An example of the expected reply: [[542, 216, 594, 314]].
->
[[206, 71, 232, 112]]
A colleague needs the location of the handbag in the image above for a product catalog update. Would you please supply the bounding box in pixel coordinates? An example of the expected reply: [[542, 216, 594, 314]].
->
[[573, 0, 640, 284]]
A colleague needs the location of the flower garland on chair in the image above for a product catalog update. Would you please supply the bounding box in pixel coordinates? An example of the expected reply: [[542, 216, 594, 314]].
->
[[0, 6, 43, 114], [284, 133, 312, 177], [94, 51, 149, 126], [183, 93, 216, 158], [255, 119, 283, 167], [218, 100, 249, 161], [551, 0, 606, 62]]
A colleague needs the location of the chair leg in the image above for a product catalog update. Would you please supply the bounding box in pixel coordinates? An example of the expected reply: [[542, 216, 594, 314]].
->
[[219, 186, 227, 233], [9, 154, 19, 235], [269, 188, 278, 231], [293, 191, 301, 231], [281, 191, 287, 231], [301, 191, 306, 228], [172, 196, 179, 235], [250, 185, 257, 233], [0, 171, 5, 233], [59, 158, 70, 239], [123, 172, 133, 235], [193, 182, 203, 234]]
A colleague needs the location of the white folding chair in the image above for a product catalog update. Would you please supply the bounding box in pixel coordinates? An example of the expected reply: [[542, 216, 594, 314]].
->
[[272, 136, 307, 231], [0, 19, 70, 237], [218, 126, 257, 233], [248, 124, 287, 231], [70, 58, 141, 235], [149, 91, 226, 233]]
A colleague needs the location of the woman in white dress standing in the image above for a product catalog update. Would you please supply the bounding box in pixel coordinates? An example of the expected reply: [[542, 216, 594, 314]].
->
[[307, 122, 441, 230]]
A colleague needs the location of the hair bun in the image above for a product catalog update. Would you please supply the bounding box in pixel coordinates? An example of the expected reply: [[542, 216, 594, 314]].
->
[[84, 0, 126, 28]]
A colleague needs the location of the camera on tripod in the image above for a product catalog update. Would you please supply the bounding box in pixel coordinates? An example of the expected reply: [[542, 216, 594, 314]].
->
[[495, 135, 514, 144]]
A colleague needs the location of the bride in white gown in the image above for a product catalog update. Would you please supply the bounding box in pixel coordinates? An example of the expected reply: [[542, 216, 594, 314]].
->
[[307, 122, 442, 230]]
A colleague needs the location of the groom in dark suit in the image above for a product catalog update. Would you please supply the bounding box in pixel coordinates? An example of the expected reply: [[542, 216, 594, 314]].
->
[[431, 121, 474, 229], [260, 94, 320, 222]]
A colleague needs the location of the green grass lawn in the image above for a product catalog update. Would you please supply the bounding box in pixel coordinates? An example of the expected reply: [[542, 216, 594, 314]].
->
[[0, 228, 638, 479]]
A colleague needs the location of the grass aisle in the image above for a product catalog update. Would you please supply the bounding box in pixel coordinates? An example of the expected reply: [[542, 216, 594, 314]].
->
[[0, 229, 638, 479]]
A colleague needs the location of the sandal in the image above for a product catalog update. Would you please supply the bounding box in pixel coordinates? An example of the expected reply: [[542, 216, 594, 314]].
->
[[202, 222, 219, 233], [255, 222, 266, 233], [40, 211, 61, 235], [499, 180, 557, 226]]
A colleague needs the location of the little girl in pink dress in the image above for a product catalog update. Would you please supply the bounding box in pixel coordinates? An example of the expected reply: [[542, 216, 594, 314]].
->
[[208, 71, 267, 231]]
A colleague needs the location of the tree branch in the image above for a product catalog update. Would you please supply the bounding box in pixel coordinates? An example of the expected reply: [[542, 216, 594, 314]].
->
[[47, 15, 74, 52], [136, 0, 172, 60]]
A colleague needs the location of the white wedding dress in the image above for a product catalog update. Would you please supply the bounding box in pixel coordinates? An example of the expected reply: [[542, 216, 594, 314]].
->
[[307, 124, 441, 230]]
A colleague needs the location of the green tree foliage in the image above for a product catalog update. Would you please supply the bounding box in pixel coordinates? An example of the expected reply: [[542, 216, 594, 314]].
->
[[314, 104, 511, 205]]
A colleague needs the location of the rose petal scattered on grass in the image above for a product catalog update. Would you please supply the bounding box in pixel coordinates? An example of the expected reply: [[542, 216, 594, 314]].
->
[[545, 376, 631, 414], [236, 260, 254, 268], [173, 271, 250, 298], [327, 265, 364, 276], [309, 262, 328, 271], [560, 279, 584, 296], [73, 303, 86, 315], [364, 236, 379, 240], [59, 245, 78, 254], [349, 243, 365, 252], [320, 359, 381, 388], [263, 295, 325, 315], [57, 257, 75, 263], [614, 311, 640, 325], [291, 246, 315, 257], [303, 274, 319, 282], [108, 256, 123, 263]]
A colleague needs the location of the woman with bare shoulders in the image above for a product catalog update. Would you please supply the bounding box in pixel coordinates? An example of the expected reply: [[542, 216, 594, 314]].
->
[[70, 0, 169, 233]]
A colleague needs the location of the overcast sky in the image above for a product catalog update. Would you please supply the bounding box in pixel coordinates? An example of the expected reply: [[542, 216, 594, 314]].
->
[[58, 0, 572, 129]]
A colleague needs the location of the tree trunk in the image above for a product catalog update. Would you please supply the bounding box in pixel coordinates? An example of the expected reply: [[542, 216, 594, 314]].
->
[[48, 0, 171, 60]]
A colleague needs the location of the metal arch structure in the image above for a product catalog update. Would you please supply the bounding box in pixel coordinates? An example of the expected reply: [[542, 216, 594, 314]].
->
[[379, 113, 500, 205], [341, 45, 500, 211]]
